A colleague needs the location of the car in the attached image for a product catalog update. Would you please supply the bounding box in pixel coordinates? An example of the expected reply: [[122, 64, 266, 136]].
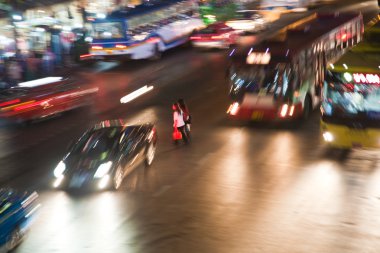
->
[[190, 22, 240, 49], [0, 76, 98, 124], [52, 120, 157, 191], [225, 10, 268, 34], [0, 189, 40, 252]]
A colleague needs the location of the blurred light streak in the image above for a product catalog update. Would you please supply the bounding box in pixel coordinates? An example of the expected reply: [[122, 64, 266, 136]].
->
[[18, 77, 63, 88], [120, 85, 154, 104]]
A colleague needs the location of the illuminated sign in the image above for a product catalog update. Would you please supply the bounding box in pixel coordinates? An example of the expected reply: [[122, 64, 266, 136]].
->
[[353, 73, 380, 84], [246, 52, 271, 65]]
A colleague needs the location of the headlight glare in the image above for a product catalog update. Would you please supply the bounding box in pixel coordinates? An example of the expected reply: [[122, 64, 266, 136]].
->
[[94, 161, 113, 178]]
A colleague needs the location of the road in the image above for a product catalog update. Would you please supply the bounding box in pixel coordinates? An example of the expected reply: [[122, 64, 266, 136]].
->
[[2, 1, 380, 252]]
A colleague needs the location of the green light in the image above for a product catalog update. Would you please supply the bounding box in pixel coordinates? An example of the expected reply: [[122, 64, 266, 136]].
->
[[344, 72, 352, 82]]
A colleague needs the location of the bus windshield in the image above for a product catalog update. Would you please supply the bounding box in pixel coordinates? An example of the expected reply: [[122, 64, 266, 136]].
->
[[229, 64, 291, 98], [90, 22, 124, 39], [323, 71, 380, 119]]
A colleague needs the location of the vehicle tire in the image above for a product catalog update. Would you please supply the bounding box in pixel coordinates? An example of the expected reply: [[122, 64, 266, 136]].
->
[[149, 43, 161, 61], [6, 227, 23, 251], [302, 95, 312, 120], [112, 165, 124, 190], [145, 142, 156, 167]]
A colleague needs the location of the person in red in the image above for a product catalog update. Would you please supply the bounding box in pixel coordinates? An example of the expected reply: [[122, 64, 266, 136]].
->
[[172, 103, 189, 144], [178, 98, 191, 138]]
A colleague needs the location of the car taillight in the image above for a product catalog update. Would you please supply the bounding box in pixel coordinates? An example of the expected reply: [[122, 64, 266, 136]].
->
[[0, 99, 21, 107], [190, 36, 201, 40], [116, 44, 126, 49], [13, 100, 47, 111], [91, 46, 103, 50], [211, 35, 223, 39], [148, 127, 156, 141]]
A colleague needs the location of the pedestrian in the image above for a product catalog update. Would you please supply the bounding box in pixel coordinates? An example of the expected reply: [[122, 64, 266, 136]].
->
[[178, 98, 191, 136], [172, 102, 189, 144]]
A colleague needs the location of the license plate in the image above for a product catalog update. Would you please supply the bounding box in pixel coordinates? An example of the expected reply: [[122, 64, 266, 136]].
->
[[251, 111, 263, 120]]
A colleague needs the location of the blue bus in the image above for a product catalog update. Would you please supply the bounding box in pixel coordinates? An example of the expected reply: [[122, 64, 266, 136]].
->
[[83, 0, 205, 61]]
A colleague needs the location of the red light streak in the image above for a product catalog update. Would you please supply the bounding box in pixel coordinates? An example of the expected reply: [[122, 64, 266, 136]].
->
[[0, 99, 20, 107]]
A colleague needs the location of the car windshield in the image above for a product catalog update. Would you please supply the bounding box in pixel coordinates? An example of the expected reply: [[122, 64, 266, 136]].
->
[[70, 127, 121, 160], [322, 71, 380, 120], [90, 22, 124, 39]]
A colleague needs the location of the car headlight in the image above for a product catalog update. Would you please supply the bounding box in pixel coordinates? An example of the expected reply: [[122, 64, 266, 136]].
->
[[53, 161, 66, 178], [94, 161, 113, 178]]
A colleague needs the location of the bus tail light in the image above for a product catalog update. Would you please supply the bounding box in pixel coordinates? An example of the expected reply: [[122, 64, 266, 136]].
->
[[288, 105, 295, 116], [227, 102, 239, 115], [280, 104, 288, 117]]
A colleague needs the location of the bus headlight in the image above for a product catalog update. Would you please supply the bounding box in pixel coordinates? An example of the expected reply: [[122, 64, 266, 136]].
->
[[323, 132, 334, 142]]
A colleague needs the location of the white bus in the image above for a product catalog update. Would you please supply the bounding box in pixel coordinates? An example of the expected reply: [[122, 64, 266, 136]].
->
[[83, 0, 205, 61]]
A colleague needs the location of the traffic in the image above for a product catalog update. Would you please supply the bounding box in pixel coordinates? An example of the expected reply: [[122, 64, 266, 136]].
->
[[0, 0, 380, 252]]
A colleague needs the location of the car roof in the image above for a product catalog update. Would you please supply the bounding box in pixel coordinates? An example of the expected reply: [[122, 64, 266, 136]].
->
[[91, 120, 152, 131]]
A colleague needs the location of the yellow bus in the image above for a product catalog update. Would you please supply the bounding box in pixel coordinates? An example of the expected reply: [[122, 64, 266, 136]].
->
[[321, 16, 380, 148]]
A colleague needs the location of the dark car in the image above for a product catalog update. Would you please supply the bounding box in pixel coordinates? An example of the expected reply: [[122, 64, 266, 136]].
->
[[0, 189, 40, 252], [0, 76, 98, 124], [53, 120, 157, 190]]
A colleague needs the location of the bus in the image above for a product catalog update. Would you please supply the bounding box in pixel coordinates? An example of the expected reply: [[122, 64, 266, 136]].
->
[[82, 0, 205, 61], [226, 12, 363, 121], [321, 16, 380, 148]]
